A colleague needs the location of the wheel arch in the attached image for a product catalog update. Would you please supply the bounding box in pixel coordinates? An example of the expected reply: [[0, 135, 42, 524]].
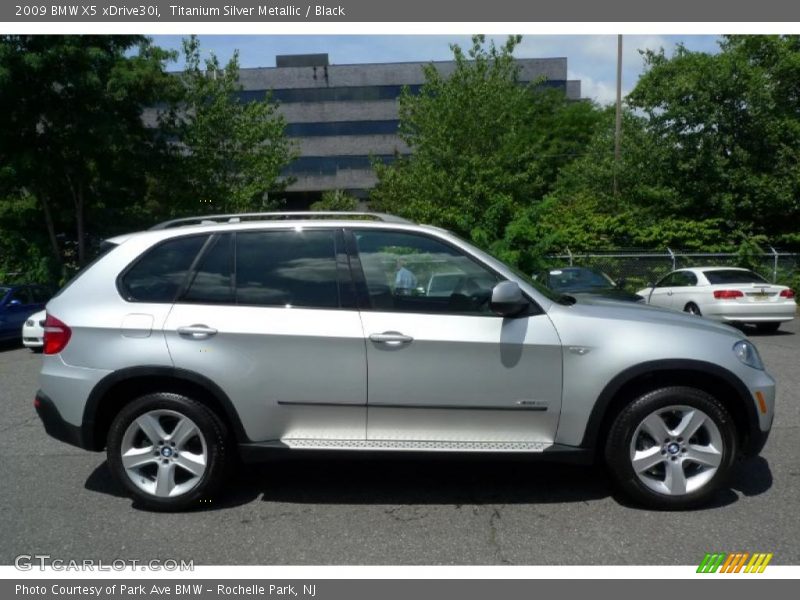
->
[[581, 359, 761, 457], [83, 366, 249, 451]]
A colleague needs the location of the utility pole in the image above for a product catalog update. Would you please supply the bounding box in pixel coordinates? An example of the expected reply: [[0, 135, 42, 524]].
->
[[613, 34, 623, 196]]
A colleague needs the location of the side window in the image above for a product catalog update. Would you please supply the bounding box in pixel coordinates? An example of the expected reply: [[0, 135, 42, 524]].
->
[[9, 287, 32, 305], [656, 273, 676, 288], [682, 272, 698, 286], [120, 235, 208, 302], [182, 234, 234, 304], [352, 229, 501, 315], [236, 230, 340, 309], [30, 286, 50, 303]]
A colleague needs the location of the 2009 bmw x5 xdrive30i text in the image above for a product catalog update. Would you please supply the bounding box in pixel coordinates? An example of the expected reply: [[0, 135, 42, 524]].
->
[[35, 212, 775, 511]]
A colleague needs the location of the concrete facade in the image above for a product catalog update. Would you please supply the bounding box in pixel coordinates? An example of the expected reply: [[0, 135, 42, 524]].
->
[[234, 54, 581, 203]]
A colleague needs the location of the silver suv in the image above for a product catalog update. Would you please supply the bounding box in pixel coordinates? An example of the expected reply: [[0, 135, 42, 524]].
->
[[35, 212, 775, 511]]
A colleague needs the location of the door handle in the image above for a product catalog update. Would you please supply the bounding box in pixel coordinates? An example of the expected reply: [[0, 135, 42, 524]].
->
[[177, 324, 218, 339], [667, 290, 673, 296], [369, 331, 413, 346]]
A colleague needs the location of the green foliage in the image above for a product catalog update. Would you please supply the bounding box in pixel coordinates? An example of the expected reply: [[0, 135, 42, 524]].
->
[[626, 36, 800, 237], [371, 35, 604, 255], [176, 36, 296, 214], [0, 35, 178, 275], [310, 190, 359, 211]]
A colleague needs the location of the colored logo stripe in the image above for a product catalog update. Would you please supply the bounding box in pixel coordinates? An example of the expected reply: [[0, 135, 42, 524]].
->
[[697, 552, 772, 573]]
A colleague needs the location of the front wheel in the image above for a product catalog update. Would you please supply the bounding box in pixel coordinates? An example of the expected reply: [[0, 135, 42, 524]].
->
[[605, 387, 736, 510], [107, 392, 230, 511]]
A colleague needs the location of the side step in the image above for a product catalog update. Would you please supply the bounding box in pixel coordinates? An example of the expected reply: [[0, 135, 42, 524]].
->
[[250, 439, 552, 452]]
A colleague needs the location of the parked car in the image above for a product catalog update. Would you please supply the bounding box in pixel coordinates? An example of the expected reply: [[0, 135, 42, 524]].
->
[[535, 266, 643, 302], [0, 284, 50, 342], [22, 309, 46, 351], [636, 267, 796, 332], [35, 212, 775, 511]]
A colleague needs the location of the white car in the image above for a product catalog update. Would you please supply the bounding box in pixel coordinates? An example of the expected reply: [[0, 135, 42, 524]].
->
[[637, 267, 796, 332], [22, 309, 46, 351]]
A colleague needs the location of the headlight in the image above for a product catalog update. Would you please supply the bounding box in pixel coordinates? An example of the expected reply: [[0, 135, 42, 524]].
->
[[733, 340, 764, 370]]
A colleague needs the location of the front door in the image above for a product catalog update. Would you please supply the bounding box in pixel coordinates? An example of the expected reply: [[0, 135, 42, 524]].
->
[[349, 229, 562, 443]]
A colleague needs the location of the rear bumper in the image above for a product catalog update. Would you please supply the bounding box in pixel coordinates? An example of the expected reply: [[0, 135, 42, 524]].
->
[[702, 301, 796, 322], [34, 390, 93, 450]]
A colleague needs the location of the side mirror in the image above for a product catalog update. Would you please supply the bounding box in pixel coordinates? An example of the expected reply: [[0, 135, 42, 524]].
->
[[615, 277, 627, 288], [490, 281, 530, 318]]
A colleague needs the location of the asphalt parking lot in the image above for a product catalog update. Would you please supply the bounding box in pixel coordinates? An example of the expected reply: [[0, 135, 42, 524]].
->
[[1, 321, 798, 566]]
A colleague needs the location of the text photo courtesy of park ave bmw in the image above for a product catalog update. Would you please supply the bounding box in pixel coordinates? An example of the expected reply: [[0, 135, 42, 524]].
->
[[1, 1, 800, 590]]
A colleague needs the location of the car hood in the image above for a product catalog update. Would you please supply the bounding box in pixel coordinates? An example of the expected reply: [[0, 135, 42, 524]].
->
[[566, 288, 643, 302], [562, 295, 744, 339]]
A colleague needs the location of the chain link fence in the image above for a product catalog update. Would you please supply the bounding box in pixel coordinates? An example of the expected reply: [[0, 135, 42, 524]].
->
[[543, 248, 800, 291]]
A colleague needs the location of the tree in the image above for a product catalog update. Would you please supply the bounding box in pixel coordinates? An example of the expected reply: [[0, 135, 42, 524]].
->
[[370, 35, 603, 253], [627, 35, 800, 238], [0, 35, 178, 274], [310, 190, 359, 211], [177, 36, 296, 213]]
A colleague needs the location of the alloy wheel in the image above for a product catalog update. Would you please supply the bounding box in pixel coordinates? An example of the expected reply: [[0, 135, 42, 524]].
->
[[120, 409, 208, 498], [629, 404, 723, 496]]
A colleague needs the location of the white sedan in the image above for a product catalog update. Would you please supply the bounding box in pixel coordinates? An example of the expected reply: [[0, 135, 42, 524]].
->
[[21, 309, 46, 351], [637, 267, 796, 332]]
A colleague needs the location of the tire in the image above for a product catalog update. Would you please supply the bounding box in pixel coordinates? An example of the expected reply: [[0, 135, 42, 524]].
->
[[755, 322, 780, 333], [604, 386, 737, 510], [107, 392, 230, 511], [684, 303, 702, 316]]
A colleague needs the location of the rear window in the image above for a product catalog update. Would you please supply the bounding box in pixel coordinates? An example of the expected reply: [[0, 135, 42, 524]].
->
[[119, 235, 208, 302], [704, 270, 767, 285]]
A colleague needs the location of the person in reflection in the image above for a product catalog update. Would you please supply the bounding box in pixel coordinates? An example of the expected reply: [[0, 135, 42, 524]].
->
[[394, 257, 417, 296]]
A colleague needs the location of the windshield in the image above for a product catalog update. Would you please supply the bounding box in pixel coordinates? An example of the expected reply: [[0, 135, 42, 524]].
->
[[704, 269, 768, 285], [547, 268, 616, 292]]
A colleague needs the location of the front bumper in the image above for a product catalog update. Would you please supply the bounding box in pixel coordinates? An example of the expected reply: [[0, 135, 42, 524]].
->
[[34, 390, 92, 450]]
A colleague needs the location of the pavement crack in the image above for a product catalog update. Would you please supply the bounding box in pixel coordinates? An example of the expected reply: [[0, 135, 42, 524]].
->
[[384, 506, 430, 523], [487, 506, 513, 565]]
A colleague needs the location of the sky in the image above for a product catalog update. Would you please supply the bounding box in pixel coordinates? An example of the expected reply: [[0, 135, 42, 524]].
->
[[151, 35, 722, 105]]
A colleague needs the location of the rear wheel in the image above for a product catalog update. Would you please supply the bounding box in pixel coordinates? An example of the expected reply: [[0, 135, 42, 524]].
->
[[605, 386, 736, 510], [755, 322, 781, 333], [107, 392, 230, 511], [684, 302, 702, 316]]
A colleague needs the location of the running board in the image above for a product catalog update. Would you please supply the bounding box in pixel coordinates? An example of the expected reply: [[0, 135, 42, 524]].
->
[[249, 439, 552, 452]]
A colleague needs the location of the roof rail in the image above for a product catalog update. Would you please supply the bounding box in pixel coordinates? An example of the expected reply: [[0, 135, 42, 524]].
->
[[149, 211, 414, 230]]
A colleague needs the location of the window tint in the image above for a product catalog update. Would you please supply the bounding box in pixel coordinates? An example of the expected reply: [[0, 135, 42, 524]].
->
[[236, 230, 339, 308], [9, 287, 32, 305], [353, 230, 500, 315], [656, 273, 677, 287], [704, 269, 767, 285], [30, 286, 50, 303], [285, 120, 399, 137], [120, 235, 208, 303], [182, 234, 234, 304]]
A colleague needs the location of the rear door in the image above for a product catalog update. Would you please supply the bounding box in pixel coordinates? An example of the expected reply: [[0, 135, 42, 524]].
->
[[163, 228, 367, 443], [348, 228, 563, 443]]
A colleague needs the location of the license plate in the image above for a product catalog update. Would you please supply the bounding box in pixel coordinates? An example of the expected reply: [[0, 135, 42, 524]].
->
[[752, 294, 769, 301]]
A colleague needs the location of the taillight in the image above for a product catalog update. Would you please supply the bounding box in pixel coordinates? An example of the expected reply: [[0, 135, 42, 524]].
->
[[43, 314, 72, 355], [780, 289, 795, 299], [713, 290, 744, 299]]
